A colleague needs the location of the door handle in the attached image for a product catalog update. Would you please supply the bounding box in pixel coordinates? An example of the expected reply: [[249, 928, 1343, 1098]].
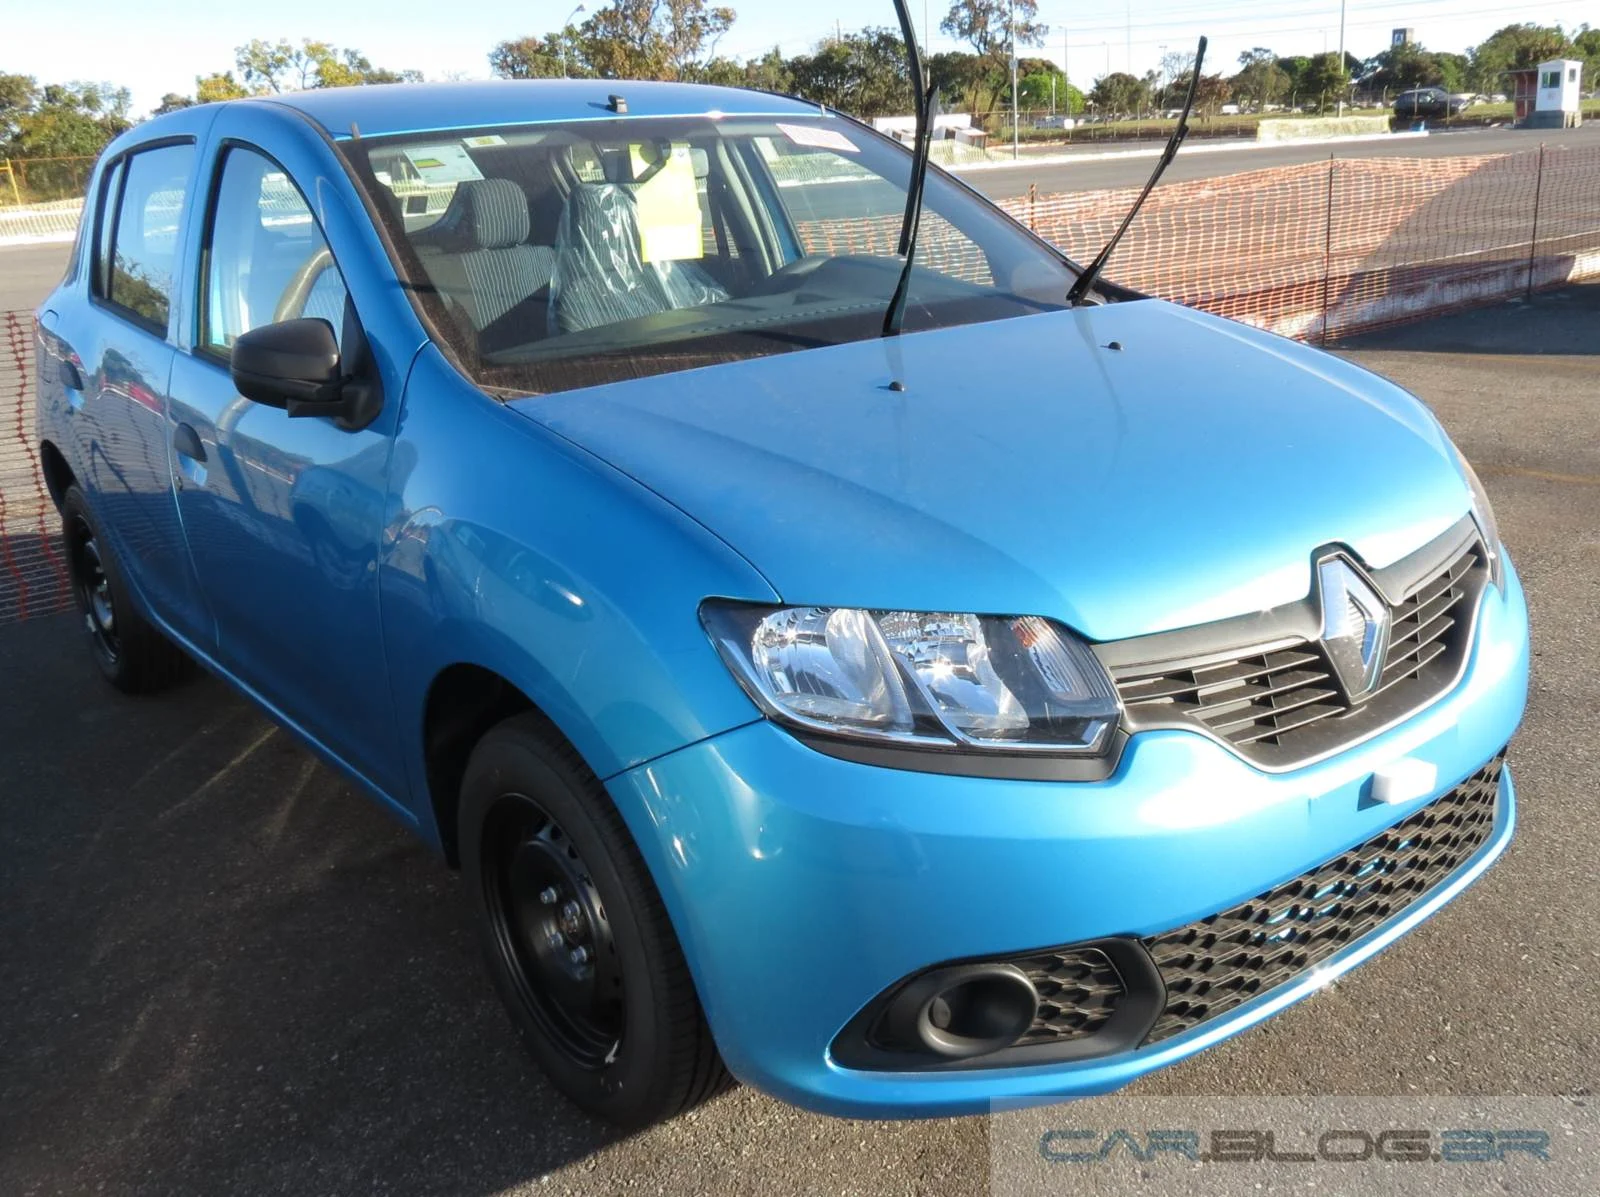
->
[[174, 422, 207, 463]]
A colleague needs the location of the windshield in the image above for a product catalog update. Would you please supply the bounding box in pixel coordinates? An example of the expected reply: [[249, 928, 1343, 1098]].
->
[[343, 114, 1080, 395]]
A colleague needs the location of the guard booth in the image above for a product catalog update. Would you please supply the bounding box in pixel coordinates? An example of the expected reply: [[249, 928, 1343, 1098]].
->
[[1514, 59, 1583, 129]]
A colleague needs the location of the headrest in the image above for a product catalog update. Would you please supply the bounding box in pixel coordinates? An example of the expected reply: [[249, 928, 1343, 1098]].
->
[[413, 177, 530, 252]]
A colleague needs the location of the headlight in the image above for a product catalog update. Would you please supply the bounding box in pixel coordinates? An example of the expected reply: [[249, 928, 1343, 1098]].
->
[[1454, 445, 1504, 589], [701, 603, 1120, 755]]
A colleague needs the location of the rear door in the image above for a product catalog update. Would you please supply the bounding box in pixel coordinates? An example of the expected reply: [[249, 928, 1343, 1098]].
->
[[165, 120, 405, 794], [44, 141, 207, 640]]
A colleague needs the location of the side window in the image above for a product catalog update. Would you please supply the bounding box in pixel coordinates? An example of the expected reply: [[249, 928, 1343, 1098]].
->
[[103, 144, 195, 331], [91, 158, 126, 298], [201, 146, 349, 356]]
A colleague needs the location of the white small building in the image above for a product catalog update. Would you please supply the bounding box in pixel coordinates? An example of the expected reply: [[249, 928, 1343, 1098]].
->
[[1524, 58, 1583, 129]]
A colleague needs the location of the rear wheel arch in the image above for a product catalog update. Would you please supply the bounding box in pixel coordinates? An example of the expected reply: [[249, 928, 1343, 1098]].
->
[[39, 440, 75, 510]]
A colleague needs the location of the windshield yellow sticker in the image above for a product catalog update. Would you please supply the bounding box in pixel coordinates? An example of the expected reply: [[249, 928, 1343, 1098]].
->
[[628, 143, 703, 263]]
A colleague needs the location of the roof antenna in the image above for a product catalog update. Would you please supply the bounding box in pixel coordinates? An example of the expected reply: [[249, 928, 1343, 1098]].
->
[[349, 121, 361, 140], [1066, 35, 1208, 307]]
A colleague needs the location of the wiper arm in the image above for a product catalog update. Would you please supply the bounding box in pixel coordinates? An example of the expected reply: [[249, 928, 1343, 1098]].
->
[[1066, 35, 1208, 307], [882, 0, 936, 338]]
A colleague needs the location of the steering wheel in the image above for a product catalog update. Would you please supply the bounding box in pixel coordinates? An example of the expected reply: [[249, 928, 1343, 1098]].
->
[[272, 246, 337, 324]]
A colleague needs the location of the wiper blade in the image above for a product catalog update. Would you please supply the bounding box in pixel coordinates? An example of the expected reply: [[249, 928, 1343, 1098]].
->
[[1066, 35, 1208, 307], [882, 0, 936, 338]]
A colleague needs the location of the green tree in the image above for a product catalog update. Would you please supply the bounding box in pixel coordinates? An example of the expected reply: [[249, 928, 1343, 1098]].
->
[[1017, 70, 1081, 114], [941, 0, 1046, 66], [235, 38, 420, 93], [1301, 51, 1348, 113], [927, 50, 998, 116], [0, 73, 39, 143], [1231, 47, 1289, 110], [1575, 27, 1600, 89], [1468, 24, 1572, 92], [152, 93, 194, 116], [195, 72, 250, 104], [489, 30, 590, 79], [2, 81, 131, 159], [787, 28, 912, 118], [1087, 71, 1146, 117]]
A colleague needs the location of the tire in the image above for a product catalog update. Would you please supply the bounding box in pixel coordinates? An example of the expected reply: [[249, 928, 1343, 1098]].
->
[[61, 484, 191, 694], [459, 713, 732, 1127]]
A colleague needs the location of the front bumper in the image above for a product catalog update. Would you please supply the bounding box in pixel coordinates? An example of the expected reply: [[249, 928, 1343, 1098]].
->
[[605, 558, 1529, 1118]]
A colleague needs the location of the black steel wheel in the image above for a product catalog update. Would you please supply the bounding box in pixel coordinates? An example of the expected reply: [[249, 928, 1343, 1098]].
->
[[460, 713, 731, 1126], [61, 485, 190, 693], [481, 792, 626, 1070]]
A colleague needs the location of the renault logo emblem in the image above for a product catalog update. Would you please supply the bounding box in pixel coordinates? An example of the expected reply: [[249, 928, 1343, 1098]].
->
[[1317, 556, 1390, 701]]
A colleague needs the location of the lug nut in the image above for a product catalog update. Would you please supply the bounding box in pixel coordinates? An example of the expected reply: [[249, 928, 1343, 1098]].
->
[[569, 946, 590, 966], [539, 886, 559, 905]]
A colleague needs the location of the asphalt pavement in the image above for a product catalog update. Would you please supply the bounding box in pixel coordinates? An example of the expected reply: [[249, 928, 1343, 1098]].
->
[[2, 272, 1596, 1193], [954, 123, 1600, 199], [0, 243, 68, 312]]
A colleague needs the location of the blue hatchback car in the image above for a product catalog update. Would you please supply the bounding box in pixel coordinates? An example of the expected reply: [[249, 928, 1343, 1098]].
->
[[34, 80, 1528, 1126]]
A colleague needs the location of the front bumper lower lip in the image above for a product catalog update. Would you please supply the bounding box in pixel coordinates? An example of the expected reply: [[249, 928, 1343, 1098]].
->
[[603, 558, 1528, 1118]]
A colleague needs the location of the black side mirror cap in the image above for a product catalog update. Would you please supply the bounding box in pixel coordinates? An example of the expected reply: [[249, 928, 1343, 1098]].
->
[[229, 315, 382, 429], [230, 318, 343, 414]]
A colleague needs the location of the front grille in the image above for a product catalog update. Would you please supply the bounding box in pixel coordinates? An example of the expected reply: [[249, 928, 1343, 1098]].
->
[[1009, 947, 1125, 1045], [1111, 540, 1486, 767], [1141, 754, 1504, 1043], [1377, 543, 1479, 694]]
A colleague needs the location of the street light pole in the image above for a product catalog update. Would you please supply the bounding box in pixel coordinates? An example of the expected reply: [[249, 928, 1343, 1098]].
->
[[1011, 0, 1019, 160], [561, 4, 585, 79], [1336, 0, 1348, 115]]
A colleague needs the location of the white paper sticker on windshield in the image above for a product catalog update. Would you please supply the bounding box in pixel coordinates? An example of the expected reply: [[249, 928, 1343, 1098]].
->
[[777, 123, 859, 153], [401, 144, 484, 183], [462, 134, 506, 148]]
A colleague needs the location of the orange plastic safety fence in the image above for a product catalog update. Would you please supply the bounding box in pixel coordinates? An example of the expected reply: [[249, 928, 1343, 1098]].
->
[[0, 311, 71, 626]]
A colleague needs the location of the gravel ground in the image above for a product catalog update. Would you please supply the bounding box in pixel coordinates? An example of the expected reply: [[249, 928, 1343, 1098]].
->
[[1, 287, 1595, 1195]]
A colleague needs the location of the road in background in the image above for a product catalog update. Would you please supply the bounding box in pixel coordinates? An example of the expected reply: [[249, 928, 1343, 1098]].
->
[[1, 287, 1596, 1194], [0, 243, 68, 311], [966, 124, 1600, 199]]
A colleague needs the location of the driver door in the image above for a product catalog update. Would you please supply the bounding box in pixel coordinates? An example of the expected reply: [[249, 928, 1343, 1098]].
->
[[166, 137, 403, 793]]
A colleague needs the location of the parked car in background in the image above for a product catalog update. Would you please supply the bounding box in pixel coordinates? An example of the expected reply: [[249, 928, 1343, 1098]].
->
[[34, 79, 1528, 1128], [1394, 87, 1470, 119]]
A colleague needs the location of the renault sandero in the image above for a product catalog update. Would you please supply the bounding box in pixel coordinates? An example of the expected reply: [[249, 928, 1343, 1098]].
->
[[33, 75, 1528, 1126]]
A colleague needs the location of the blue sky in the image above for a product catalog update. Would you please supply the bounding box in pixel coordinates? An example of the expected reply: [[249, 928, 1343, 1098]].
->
[[10, 0, 1597, 115]]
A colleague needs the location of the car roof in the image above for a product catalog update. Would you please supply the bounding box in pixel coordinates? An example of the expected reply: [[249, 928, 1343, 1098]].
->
[[247, 79, 825, 141]]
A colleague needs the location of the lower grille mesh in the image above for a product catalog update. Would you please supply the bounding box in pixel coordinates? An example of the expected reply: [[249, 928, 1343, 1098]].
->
[[1140, 754, 1504, 1043], [1009, 947, 1125, 1045]]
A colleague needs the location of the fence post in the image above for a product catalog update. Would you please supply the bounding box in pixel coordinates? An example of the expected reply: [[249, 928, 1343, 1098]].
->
[[1526, 142, 1546, 299], [2, 160, 20, 207], [1320, 153, 1336, 345]]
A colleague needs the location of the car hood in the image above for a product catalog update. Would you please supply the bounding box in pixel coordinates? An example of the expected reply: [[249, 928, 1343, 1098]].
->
[[508, 300, 1472, 642]]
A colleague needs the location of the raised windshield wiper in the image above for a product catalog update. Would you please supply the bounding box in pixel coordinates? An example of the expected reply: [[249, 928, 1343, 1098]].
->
[[882, 0, 936, 338], [1066, 35, 1208, 307]]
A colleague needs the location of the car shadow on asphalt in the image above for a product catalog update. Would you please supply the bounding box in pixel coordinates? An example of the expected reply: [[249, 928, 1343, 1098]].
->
[[0, 613, 640, 1194]]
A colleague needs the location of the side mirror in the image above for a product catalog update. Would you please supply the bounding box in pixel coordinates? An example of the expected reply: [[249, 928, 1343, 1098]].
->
[[229, 316, 383, 429], [230, 318, 344, 417]]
